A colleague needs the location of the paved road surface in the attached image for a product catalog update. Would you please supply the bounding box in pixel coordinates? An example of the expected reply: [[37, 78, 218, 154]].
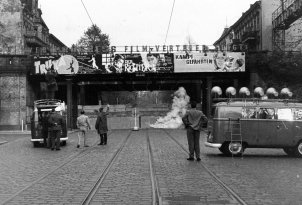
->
[[0, 129, 301, 204]]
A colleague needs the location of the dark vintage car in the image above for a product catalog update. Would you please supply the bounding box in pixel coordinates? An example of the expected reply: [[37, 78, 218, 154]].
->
[[205, 99, 302, 157], [31, 99, 67, 147]]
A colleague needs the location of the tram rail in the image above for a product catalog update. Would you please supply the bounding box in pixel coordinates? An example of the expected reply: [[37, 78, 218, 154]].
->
[[162, 129, 248, 205], [81, 130, 160, 205], [1, 131, 113, 205], [80, 131, 132, 205], [1, 128, 248, 205], [3, 130, 161, 205], [146, 129, 161, 205]]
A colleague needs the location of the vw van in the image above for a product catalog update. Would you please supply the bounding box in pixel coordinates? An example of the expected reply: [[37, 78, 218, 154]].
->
[[205, 99, 302, 157], [31, 99, 67, 147]]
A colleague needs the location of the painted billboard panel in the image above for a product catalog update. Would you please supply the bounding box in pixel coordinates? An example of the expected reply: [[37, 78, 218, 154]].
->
[[102, 53, 174, 73], [34, 54, 102, 74], [174, 52, 245, 72]]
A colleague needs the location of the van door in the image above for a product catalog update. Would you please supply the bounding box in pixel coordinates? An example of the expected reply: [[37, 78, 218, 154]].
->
[[241, 107, 259, 146], [293, 108, 302, 146], [256, 108, 277, 146], [276, 108, 294, 147]]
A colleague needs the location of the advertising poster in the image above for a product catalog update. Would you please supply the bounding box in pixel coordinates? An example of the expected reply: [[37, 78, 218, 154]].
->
[[103, 53, 174, 73], [75, 54, 102, 74], [174, 52, 245, 73], [34, 54, 102, 74]]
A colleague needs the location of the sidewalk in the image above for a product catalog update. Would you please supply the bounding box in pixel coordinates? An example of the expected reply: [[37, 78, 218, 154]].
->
[[0, 130, 78, 145], [0, 130, 78, 135], [0, 130, 31, 135]]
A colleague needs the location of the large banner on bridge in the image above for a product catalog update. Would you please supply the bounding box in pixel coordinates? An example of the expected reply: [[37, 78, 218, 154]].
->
[[102, 53, 174, 73], [174, 52, 245, 72], [34, 54, 102, 74], [33, 51, 245, 74]]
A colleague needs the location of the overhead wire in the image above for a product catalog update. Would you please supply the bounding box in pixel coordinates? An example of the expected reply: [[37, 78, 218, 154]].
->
[[81, 0, 103, 54], [80, 0, 95, 26], [164, 0, 176, 45]]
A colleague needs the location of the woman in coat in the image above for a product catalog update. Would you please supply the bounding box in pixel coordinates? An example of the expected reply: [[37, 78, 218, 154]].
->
[[95, 105, 110, 145]]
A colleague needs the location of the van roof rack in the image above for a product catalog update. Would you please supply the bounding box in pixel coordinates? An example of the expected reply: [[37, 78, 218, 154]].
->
[[212, 98, 299, 103]]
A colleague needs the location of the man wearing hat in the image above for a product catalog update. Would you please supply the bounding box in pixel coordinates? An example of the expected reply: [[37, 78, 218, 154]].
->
[[48, 106, 65, 150]]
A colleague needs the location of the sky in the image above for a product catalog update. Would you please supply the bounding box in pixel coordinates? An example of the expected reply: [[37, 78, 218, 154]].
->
[[39, 0, 257, 48]]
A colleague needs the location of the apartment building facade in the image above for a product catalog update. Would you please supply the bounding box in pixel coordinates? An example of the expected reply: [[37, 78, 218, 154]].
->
[[0, 0, 67, 130]]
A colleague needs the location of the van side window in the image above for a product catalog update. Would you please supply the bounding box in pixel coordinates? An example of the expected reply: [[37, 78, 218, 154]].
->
[[259, 108, 275, 119], [277, 108, 293, 120], [243, 108, 275, 119], [294, 109, 302, 120], [242, 108, 257, 119]]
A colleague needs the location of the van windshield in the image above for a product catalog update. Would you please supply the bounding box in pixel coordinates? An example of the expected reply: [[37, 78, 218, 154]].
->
[[217, 107, 242, 119]]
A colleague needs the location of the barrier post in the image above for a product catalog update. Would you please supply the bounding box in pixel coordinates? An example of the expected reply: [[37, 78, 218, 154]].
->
[[133, 108, 139, 131]]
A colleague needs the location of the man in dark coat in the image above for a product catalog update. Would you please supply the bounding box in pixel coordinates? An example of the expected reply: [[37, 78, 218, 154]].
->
[[45, 66, 58, 99], [48, 107, 65, 150], [182, 101, 208, 161], [95, 105, 110, 145]]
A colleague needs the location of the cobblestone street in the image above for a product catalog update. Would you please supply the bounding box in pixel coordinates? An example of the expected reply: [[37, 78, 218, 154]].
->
[[0, 129, 302, 205]]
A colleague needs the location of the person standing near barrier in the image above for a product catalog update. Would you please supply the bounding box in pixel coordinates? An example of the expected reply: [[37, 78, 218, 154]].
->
[[95, 105, 110, 145], [41, 112, 49, 147], [76, 110, 91, 148], [48, 107, 65, 151], [182, 101, 208, 161]]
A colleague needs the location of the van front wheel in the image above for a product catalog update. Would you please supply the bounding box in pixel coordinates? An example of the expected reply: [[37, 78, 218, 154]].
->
[[220, 142, 244, 157], [293, 142, 302, 158]]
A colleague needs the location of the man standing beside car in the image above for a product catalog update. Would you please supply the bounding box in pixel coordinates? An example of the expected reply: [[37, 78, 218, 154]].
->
[[48, 107, 65, 151], [182, 101, 208, 161], [41, 112, 49, 147], [76, 110, 91, 148]]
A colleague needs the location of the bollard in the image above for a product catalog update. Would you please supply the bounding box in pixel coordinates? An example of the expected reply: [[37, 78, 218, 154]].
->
[[133, 108, 139, 131]]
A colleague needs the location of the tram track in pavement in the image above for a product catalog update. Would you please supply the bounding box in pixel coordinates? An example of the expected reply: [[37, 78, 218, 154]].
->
[[80, 131, 132, 205], [146, 129, 161, 205], [1, 131, 114, 205], [3, 129, 160, 205], [162, 129, 248, 205], [81, 129, 160, 205]]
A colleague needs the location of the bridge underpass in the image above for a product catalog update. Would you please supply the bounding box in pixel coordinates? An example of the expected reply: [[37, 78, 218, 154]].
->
[[29, 72, 249, 129]]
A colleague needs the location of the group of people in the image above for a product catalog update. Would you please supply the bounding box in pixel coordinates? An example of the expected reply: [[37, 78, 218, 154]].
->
[[45, 100, 207, 162], [76, 101, 208, 161], [76, 105, 110, 148]]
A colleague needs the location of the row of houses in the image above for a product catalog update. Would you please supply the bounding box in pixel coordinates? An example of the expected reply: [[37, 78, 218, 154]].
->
[[0, 0, 68, 130], [214, 0, 302, 52], [0, 0, 68, 56]]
